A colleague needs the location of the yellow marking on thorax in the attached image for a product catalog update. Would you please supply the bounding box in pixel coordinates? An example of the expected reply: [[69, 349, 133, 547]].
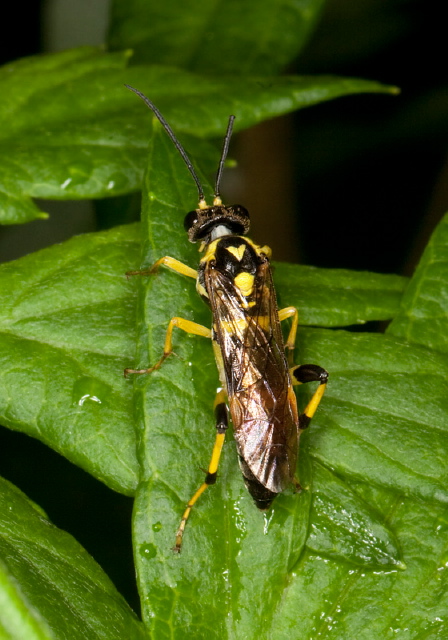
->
[[243, 237, 272, 259], [200, 239, 220, 264], [219, 315, 270, 335], [226, 244, 246, 261], [259, 244, 272, 259], [234, 271, 254, 297]]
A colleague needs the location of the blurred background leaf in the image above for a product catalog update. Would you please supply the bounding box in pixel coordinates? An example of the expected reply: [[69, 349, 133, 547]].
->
[[108, 0, 327, 74]]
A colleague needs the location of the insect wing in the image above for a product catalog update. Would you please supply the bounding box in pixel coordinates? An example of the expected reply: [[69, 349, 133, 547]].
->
[[207, 259, 299, 493]]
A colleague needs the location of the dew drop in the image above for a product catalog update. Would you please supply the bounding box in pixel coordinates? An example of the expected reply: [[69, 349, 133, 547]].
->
[[72, 377, 110, 408], [139, 543, 157, 559], [78, 394, 101, 406]]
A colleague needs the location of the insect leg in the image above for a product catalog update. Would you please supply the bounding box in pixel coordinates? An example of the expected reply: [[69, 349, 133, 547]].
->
[[173, 389, 229, 553], [279, 306, 328, 428], [126, 256, 197, 279], [291, 364, 328, 430], [124, 318, 211, 376], [278, 306, 299, 350]]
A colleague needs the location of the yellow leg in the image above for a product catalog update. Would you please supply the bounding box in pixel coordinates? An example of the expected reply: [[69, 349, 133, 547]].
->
[[278, 306, 328, 428], [173, 389, 228, 553], [126, 256, 197, 279], [124, 318, 211, 376], [303, 383, 326, 422], [278, 306, 299, 350]]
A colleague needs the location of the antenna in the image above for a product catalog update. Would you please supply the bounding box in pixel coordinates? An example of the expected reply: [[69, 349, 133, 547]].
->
[[125, 84, 206, 205], [213, 115, 235, 206]]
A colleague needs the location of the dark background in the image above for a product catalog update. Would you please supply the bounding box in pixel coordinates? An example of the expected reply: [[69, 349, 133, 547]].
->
[[1, 0, 447, 614]]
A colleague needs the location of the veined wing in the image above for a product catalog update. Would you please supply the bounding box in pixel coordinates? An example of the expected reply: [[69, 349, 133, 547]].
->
[[206, 258, 299, 493]]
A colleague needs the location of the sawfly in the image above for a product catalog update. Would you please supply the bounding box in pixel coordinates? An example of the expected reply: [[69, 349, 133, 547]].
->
[[125, 85, 328, 552]]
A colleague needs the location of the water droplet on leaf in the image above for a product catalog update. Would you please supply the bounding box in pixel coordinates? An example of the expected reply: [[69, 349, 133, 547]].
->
[[140, 543, 157, 559], [72, 377, 110, 408]]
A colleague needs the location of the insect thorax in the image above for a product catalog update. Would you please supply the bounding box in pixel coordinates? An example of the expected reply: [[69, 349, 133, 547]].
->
[[196, 235, 272, 305]]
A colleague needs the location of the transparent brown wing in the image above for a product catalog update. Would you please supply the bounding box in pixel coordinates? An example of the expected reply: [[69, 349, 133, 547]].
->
[[205, 260, 299, 493]]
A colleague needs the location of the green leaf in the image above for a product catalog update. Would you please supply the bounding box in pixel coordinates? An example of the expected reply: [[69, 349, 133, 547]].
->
[[0, 476, 147, 639], [0, 224, 141, 495], [108, 0, 326, 74], [388, 212, 448, 353], [129, 124, 447, 638], [0, 560, 53, 640], [307, 463, 402, 568], [0, 46, 396, 224], [274, 263, 407, 326], [299, 328, 448, 505], [0, 47, 133, 224], [270, 493, 448, 639]]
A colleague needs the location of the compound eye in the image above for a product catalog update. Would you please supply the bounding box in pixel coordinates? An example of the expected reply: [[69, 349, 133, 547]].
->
[[233, 204, 250, 220], [184, 210, 198, 232]]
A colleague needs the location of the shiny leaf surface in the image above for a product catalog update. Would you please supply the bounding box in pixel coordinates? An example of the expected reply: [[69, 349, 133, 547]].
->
[[0, 224, 141, 494]]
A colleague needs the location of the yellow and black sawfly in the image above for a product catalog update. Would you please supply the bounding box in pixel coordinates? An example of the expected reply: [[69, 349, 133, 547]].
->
[[125, 85, 328, 552]]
